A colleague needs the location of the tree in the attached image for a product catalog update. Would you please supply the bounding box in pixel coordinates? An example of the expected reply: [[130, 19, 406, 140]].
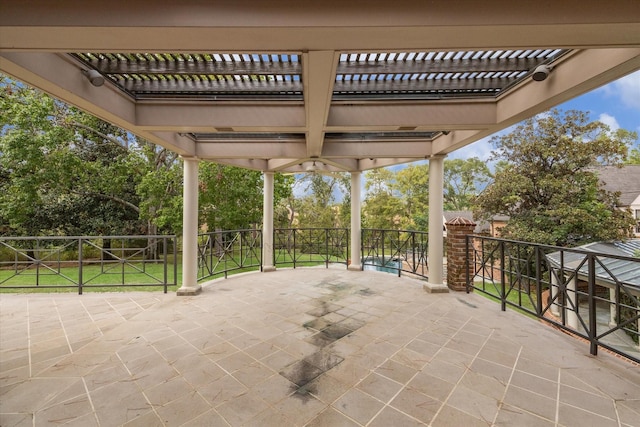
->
[[294, 172, 348, 228], [362, 168, 404, 229], [395, 164, 429, 229], [443, 158, 491, 211], [626, 145, 640, 165], [475, 109, 636, 246], [0, 75, 183, 236], [199, 163, 293, 231], [1, 74, 288, 239]]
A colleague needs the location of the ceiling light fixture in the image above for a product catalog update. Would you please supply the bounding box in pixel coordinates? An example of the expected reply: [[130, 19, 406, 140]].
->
[[81, 69, 105, 87], [306, 161, 319, 172], [531, 64, 553, 82]]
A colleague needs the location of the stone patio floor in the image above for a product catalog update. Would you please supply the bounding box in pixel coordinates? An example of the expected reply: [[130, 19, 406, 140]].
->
[[1, 267, 639, 427]]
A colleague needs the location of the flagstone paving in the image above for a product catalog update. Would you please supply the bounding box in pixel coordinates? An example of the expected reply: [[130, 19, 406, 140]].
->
[[1, 267, 639, 426]]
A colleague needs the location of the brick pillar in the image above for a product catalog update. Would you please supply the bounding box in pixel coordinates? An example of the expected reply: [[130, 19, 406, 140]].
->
[[446, 217, 476, 292]]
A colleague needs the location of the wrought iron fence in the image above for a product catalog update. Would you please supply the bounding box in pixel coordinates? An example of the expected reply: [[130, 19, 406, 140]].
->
[[2, 228, 431, 291], [361, 229, 429, 279], [197, 229, 262, 280], [274, 228, 349, 268], [0, 235, 177, 293], [467, 235, 640, 364]]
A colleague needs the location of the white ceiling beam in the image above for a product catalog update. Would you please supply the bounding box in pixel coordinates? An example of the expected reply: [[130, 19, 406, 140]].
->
[[322, 140, 432, 158], [131, 101, 496, 131], [358, 158, 424, 170], [267, 158, 308, 171], [135, 103, 305, 130], [303, 51, 339, 158], [320, 158, 359, 171], [327, 102, 496, 130], [201, 158, 269, 171], [150, 132, 196, 156], [3, 24, 637, 52], [195, 141, 307, 159], [2, 1, 639, 51]]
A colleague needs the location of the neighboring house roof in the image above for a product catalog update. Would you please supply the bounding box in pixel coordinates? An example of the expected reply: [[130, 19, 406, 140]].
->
[[596, 165, 640, 207], [546, 239, 640, 289], [443, 211, 473, 223], [443, 211, 507, 234]]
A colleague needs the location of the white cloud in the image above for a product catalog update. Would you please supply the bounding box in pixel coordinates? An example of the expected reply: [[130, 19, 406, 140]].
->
[[598, 113, 620, 131], [448, 137, 494, 161], [600, 70, 640, 111]]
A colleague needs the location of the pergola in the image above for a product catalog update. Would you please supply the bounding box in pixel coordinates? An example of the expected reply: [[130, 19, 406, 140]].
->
[[1, 0, 639, 295]]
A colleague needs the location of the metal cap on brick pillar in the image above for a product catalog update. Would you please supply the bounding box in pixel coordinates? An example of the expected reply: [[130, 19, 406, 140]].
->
[[445, 217, 477, 292]]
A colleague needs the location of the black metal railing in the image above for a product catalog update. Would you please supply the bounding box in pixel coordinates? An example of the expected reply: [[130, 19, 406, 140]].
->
[[0, 235, 177, 293], [197, 229, 262, 280], [273, 228, 349, 268], [361, 229, 429, 279], [467, 235, 640, 364]]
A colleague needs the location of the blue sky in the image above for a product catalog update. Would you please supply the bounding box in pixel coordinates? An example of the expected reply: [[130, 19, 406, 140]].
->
[[449, 69, 640, 162]]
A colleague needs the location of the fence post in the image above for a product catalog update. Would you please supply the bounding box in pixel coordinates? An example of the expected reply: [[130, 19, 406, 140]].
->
[[444, 217, 476, 292], [360, 229, 364, 271], [163, 236, 168, 293], [500, 241, 506, 311], [35, 238, 40, 287], [326, 228, 329, 268], [293, 229, 297, 269], [381, 229, 385, 269], [535, 247, 543, 316], [397, 230, 401, 278], [173, 236, 178, 286], [588, 254, 598, 356], [78, 237, 83, 295]]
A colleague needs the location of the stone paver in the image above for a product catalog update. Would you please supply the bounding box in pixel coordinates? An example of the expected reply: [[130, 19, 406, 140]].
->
[[1, 267, 639, 426]]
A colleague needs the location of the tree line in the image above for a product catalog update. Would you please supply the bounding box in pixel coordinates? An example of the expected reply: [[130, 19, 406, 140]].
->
[[2, 74, 638, 247]]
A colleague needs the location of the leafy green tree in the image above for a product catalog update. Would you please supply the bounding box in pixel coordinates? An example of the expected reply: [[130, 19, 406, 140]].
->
[[475, 109, 636, 246], [395, 164, 429, 229], [362, 168, 404, 229], [2, 74, 289, 239], [294, 172, 348, 228], [135, 141, 183, 234], [443, 157, 491, 211], [199, 163, 293, 231], [0, 75, 178, 236], [626, 145, 640, 165]]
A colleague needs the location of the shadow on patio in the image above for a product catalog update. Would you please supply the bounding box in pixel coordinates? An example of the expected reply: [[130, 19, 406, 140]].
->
[[1, 267, 639, 426]]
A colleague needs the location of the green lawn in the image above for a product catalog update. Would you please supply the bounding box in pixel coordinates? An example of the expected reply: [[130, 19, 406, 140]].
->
[[0, 252, 345, 293], [473, 281, 538, 318], [0, 262, 180, 293]]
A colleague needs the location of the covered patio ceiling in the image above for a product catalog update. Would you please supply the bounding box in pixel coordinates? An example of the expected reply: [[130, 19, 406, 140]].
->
[[1, 0, 639, 173]]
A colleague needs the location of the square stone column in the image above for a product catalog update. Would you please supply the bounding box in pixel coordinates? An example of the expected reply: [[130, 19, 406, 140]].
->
[[445, 217, 476, 292]]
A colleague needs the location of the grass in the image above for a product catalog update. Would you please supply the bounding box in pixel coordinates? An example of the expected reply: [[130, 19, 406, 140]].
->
[[0, 262, 180, 293], [473, 281, 539, 319], [0, 252, 345, 293]]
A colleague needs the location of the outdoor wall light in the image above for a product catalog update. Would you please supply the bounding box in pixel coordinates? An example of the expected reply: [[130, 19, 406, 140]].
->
[[81, 69, 105, 87], [531, 64, 553, 82], [306, 161, 319, 172]]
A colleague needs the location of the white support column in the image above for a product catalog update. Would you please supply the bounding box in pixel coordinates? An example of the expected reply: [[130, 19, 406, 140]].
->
[[550, 270, 560, 317], [348, 171, 362, 271], [428, 154, 445, 286], [609, 288, 617, 327], [262, 172, 276, 272], [177, 157, 202, 296], [567, 275, 579, 330]]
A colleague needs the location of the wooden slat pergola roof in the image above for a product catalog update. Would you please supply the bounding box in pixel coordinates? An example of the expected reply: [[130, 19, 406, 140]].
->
[[1, 0, 639, 173]]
